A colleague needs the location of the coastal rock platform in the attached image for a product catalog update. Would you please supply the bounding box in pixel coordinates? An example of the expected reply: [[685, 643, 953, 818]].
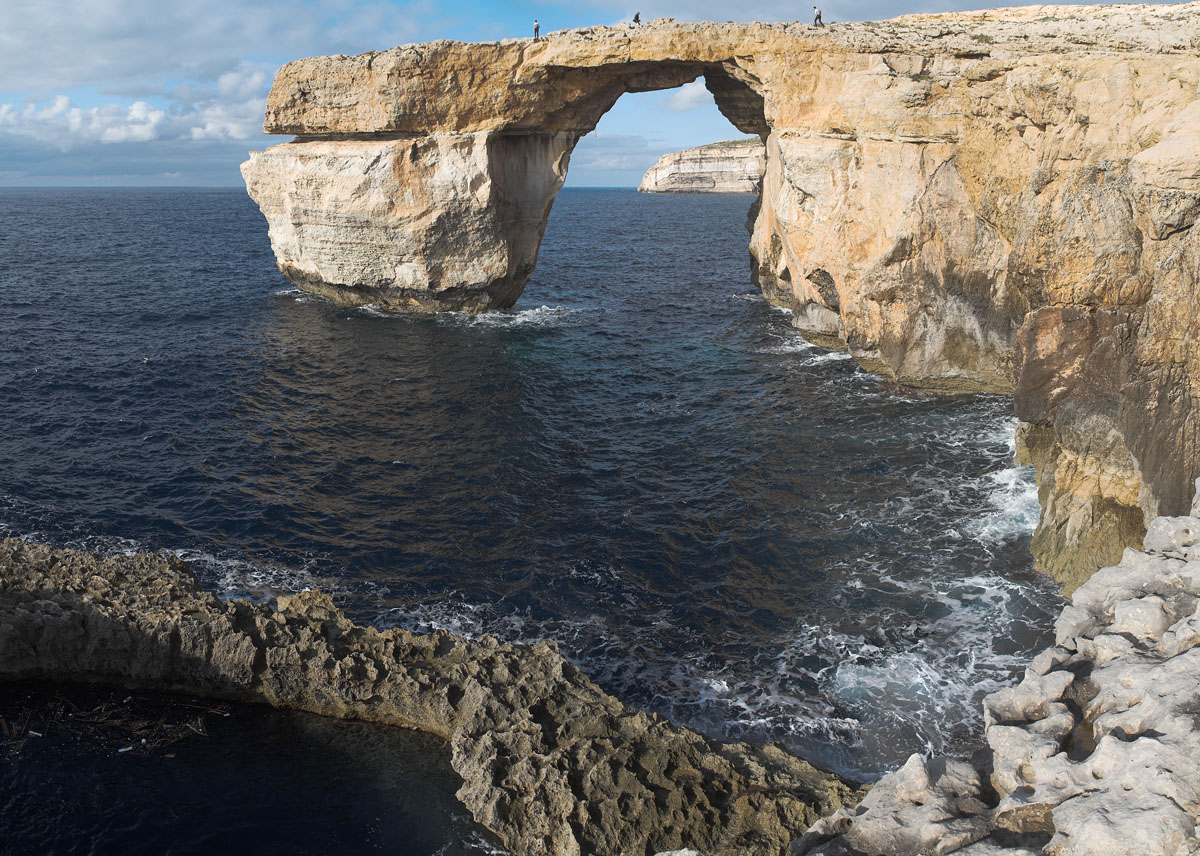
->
[[0, 538, 856, 856], [796, 482, 1200, 856], [9, 490, 1200, 854]]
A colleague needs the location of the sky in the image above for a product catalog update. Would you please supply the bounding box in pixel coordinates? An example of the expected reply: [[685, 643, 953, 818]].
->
[[0, 0, 1140, 188]]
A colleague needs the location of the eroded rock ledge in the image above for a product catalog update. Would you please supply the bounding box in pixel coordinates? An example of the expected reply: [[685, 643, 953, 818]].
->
[[796, 483, 1200, 856], [0, 538, 857, 856], [9, 495, 1200, 854], [243, 4, 1200, 588]]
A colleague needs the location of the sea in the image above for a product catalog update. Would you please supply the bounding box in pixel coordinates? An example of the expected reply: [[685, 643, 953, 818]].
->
[[0, 187, 1065, 854]]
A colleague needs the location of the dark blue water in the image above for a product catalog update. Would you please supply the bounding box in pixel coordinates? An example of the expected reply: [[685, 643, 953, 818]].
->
[[1, 683, 501, 856], [0, 188, 1063, 849]]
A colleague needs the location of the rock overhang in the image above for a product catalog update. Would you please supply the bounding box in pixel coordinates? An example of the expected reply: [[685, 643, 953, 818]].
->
[[260, 7, 1200, 138], [264, 34, 774, 137]]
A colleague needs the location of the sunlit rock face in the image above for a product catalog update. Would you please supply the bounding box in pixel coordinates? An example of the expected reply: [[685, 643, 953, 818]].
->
[[243, 5, 1200, 587], [242, 132, 576, 312], [638, 139, 765, 193], [244, 28, 767, 314]]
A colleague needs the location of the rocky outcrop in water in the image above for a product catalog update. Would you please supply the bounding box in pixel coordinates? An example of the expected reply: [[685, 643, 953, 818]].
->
[[795, 481, 1200, 856], [638, 139, 765, 194], [242, 5, 1200, 588], [0, 538, 856, 856]]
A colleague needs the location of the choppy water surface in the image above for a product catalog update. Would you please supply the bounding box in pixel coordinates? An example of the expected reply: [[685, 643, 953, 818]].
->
[[0, 188, 1063, 848]]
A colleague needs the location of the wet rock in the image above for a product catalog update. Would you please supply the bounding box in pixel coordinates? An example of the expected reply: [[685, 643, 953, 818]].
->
[[0, 538, 857, 856], [794, 490, 1200, 856]]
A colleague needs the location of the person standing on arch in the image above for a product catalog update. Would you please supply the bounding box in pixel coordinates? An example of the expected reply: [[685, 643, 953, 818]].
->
[[533, 19, 540, 40], [813, 6, 824, 26]]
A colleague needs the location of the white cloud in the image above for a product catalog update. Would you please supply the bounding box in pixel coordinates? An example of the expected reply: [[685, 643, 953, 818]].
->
[[0, 0, 434, 94], [0, 65, 269, 152], [571, 133, 666, 171], [663, 80, 715, 112]]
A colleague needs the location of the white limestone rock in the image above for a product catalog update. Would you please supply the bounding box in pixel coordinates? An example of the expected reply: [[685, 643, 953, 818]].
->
[[638, 139, 765, 194], [795, 502, 1200, 856], [242, 132, 576, 312], [1144, 517, 1200, 561], [795, 755, 991, 856]]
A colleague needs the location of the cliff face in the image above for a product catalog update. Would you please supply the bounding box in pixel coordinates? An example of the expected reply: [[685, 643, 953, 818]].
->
[[242, 4, 1200, 588], [638, 138, 765, 193]]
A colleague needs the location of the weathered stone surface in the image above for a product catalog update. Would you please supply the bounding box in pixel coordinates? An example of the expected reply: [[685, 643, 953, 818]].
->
[[243, 4, 1200, 586], [0, 538, 857, 856], [242, 133, 575, 312], [794, 493, 1200, 856], [796, 755, 993, 855], [638, 138, 765, 194]]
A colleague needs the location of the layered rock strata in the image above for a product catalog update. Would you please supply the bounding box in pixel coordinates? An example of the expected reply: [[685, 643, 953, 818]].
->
[[243, 4, 1200, 588], [795, 482, 1200, 856], [638, 138, 766, 193], [0, 539, 856, 856]]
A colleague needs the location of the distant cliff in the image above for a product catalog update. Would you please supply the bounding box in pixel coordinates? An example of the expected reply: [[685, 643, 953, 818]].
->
[[638, 138, 764, 193]]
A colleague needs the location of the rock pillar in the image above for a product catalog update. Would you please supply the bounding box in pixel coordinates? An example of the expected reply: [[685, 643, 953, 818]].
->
[[242, 131, 577, 312]]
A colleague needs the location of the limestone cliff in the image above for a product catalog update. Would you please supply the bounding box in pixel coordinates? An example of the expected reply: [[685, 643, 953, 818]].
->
[[242, 4, 1200, 588], [638, 138, 765, 193]]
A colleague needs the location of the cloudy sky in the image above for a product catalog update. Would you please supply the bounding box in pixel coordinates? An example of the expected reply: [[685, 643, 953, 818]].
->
[[0, 0, 1127, 187]]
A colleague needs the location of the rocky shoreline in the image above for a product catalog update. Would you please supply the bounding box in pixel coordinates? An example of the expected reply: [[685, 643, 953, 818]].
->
[[8, 487, 1200, 853], [7, 5, 1200, 853], [798, 482, 1200, 856], [0, 538, 856, 856]]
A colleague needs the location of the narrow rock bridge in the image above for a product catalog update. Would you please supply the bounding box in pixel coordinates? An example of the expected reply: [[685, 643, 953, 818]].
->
[[244, 25, 773, 314]]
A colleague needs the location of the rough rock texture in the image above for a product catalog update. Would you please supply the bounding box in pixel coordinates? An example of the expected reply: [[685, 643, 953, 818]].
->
[[0, 538, 857, 856], [795, 480, 1200, 856], [243, 4, 1200, 587], [242, 133, 575, 312], [638, 138, 766, 194]]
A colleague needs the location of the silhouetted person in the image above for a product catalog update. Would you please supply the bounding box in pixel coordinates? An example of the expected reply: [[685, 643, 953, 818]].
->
[[813, 6, 824, 26], [533, 19, 540, 40], [633, 12, 641, 25]]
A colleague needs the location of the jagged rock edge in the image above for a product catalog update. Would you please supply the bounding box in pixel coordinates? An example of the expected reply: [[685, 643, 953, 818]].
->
[[0, 538, 858, 856]]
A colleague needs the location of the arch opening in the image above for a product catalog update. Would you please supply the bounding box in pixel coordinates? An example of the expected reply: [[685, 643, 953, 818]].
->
[[484, 67, 769, 311], [243, 44, 773, 315]]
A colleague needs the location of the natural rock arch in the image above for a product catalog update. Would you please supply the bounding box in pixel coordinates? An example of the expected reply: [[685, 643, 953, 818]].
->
[[243, 34, 770, 315], [243, 10, 1200, 590]]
